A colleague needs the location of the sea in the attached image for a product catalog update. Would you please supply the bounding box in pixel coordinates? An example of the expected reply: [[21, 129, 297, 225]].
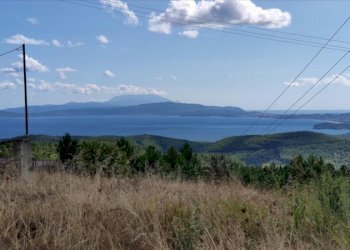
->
[[0, 115, 348, 142]]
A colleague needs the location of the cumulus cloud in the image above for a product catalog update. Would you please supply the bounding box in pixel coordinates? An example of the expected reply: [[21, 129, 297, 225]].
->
[[52, 39, 63, 47], [283, 77, 320, 87], [112, 84, 166, 96], [156, 76, 163, 81], [284, 74, 350, 88], [10, 55, 49, 73], [104, 70, 116, 78], [0, 81, 16, 90], [33, 81, 101, 94], [100, 0, 139, 25], [97, 34, 110, 44], [333, 74, 350, 86], [29, 81, 166, 96], [170, 75, 177, 80], [5, 34, 48, 45], [56, 67, 77, 79], [27, 17, 39, 24], [148, 0, 291, 38], [1, 67, 19, 77], [179, 29, 199, 38]]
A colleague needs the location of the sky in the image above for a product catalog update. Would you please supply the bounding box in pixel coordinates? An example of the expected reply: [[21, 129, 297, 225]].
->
[[1, 0, 350, 110]]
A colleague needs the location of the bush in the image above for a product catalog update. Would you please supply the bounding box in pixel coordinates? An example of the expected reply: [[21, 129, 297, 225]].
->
[[77, 141, 130, 176]]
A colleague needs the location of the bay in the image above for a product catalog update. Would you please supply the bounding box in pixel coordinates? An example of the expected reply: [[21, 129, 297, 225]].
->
[[0, 115, 348, 142]]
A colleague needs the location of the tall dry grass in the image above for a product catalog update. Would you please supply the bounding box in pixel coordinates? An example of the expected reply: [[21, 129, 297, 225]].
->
[[0, 172, 347, 249]]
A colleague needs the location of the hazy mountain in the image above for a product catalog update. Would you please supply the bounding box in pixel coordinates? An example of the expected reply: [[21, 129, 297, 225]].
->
[[23, 102, 254, 117], [107, 94, 170, 106], [2, 94, 170, 114]]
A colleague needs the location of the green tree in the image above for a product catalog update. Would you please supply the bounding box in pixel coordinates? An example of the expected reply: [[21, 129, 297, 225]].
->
[[57, 133, 78, 163], [144, 145, 162, 171], [179, 143, 202, 179], [117, 137, 134, 158], [163, 146, 181, 174], [180, 143, 193, 161]]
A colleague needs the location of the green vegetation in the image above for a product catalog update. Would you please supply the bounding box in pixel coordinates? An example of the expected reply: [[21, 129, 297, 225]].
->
[[0, 143, 11, 158], [1, 132, 350, 249], [32, 133, 348, 185], [29, 131, 350, 166]]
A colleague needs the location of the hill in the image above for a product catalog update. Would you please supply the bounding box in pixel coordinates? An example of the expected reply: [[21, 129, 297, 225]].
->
[[27, 131, 350, 166]]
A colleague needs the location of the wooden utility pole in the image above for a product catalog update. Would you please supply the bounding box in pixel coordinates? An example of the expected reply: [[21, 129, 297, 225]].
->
[[22, 44, 28, 135]]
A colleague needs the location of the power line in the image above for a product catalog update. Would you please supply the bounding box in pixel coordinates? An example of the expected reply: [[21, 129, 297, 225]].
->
[[240, 16, 350, 135], [59, 0, 350, 52], [0, 46, 22, 58], [73, 0, 350, 50], [4, 0, 349, 50], [120, 0, 350, 45], [70, 0, 350, 46], [261, 49, 350, 134], [264, 65, 350, 134]]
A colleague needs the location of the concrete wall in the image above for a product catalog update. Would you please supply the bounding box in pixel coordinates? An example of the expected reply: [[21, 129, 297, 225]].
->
[[3, 136, 32, 178]]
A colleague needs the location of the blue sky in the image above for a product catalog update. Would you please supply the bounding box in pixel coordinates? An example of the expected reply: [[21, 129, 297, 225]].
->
[[1, 0, 350, 110]]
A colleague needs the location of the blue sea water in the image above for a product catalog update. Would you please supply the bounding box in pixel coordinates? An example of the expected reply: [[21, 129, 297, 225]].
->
[[0, 115, 348, 142]]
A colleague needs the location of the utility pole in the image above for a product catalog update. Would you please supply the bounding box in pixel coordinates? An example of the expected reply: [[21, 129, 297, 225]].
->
[[20, 43, 31, 178], [22, 44, 28, 135]]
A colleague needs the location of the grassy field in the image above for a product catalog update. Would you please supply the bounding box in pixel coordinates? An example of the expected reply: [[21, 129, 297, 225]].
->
[[0, 171, 349, 249]]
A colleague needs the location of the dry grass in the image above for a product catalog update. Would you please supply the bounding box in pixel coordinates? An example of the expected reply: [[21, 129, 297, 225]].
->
[[0, 172, 346, 249]]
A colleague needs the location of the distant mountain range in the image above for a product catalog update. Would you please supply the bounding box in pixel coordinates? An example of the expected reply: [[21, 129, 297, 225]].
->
[[0, 94, 257, 117], [3, 94, 170, 114], [2, 94, 350, 131]]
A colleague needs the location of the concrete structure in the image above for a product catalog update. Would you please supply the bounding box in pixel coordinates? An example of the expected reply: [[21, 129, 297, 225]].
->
[[0, 136, 32, 178]]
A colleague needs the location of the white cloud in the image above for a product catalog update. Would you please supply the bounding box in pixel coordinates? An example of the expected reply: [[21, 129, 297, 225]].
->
[[15, 78, 23, 85], [67, 41, 84, 48], [284, 74, 350, 88], [171, 75, 177, 81], [52, 39, 63, 47], [179, 29, 199, 39], [148, 13, 172, 34], [1, 67, 19, 77], [97, 34, 110, 44], [56, 67, 77, 79], [100, 0, 139, 25], [27, 17, 39, 24], [112, 84, 166, 96], [0, 81, 16, 90], [104, 70, 116, 78], [52, 40, 83, 48], [148, 0, 291, 37], [34, 81, 101, 94], [5, 34, 48, 45], [156, 76, 163, 81], [283, 77, 319, 87], [11, 55, 49, 73], [29, 81, 166, 96]]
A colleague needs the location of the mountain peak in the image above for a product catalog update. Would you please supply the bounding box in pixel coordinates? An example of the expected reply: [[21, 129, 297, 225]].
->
[[106, 94, 170, 106]]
